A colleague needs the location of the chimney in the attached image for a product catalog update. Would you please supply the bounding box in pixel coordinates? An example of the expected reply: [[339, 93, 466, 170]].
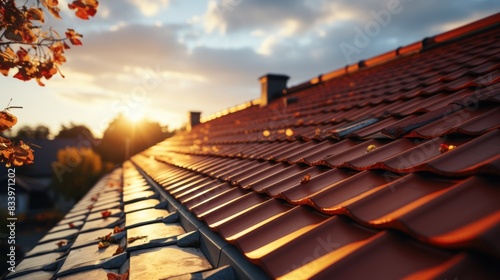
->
[[187, 111, 201, 131], [259, 73, 289, 107]]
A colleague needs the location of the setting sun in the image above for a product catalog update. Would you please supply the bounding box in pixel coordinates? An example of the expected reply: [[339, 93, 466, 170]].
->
[[126, 109, 146, 123]]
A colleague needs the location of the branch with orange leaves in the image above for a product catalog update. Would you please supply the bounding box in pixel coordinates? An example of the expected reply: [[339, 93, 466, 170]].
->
[[0, 100, 35, 167], [0, 0, 98, 86]]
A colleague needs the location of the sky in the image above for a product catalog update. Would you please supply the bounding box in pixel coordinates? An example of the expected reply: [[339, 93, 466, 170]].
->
[[2, 0, 499, 138]]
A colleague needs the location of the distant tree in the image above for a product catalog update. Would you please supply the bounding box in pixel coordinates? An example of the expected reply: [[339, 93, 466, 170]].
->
[[34, 124, 50, 139], [96, 114, 173, 163], [14, 124, 50, 139], [0, 0, 99, 86], [50, 146, 113, 200], [56, 123, 95, 141], [13, 125, 33, 139]]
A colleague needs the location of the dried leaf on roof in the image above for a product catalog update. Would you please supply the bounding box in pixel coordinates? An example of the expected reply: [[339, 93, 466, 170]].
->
[[113, 245, 125, 256], [128, 235, 148, 244], [300, 173, 311, 184], [107, 269, 129, 280]]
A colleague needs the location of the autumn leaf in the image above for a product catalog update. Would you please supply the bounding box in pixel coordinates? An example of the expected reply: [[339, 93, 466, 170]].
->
[[113, 246, 124, 256], [0, 47, 16, 61], [4, 28, 23, 42], [40, 0, 62, 19], [101, 210, 112, 218], [13, 61, 38, 82], [113, 226, 125, 233], [0, 137, 12, 148], [300, 173, 311, 184], [96, 232, 118, 244], [2, 0, 99, 85], [0, 111, 17, 131], [4, 141, 35, 167], [0, 47, 17, 76], [0, 102, 36, 167], [65, 29, 83, 45], [97, 232, 113, 242], [98, 241, 110, 249], [68, 222, 75, 228], [68, 0, 98, 20], [107, 269, 129, 280], [55, 240, 67, 248], [127, 236, 148, 244], [26, 7, 44, 23], [15, 141, 35, 162]]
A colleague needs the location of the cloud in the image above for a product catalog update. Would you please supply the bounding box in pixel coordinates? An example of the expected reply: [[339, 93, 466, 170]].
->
[[203, 0, 319, 35], [127, 0, 172, 17], [257, 36, 278, 55], [64, 24, 186, 78], [203, 0, 227, 34], [56, 91, 119, 104]]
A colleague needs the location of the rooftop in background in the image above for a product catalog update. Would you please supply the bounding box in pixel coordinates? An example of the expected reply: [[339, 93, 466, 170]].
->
[[5, 13, 500, 280]]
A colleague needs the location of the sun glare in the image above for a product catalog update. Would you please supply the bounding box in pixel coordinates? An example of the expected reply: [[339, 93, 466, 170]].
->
[[127, 110, 145, 123]]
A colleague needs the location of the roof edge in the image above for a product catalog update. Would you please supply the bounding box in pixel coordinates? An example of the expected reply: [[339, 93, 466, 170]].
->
[[200, 99, 260, 123], [198, 12, 499, 123], [284, 12, 500, 95], [131, 159, 271, 279]]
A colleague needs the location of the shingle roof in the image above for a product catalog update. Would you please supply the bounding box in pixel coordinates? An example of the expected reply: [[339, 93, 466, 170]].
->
[[6, 13, 500, 280]]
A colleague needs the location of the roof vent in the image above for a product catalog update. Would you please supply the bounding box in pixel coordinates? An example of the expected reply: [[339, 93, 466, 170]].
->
[[187, 111, 201, 131], [259, 73, 289, 107]]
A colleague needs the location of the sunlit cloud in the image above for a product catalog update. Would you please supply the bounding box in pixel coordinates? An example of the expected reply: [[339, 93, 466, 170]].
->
[[187, 15, 202, 25], [203, 0, 227, 34], [251, 29, 266, 37], [128, 0, 171, 17], [109, 21, 128, 31], [99, 5, 111, 19], [257, 36, 278, 56], [160, 71, 207, 83], [316, 2, 364, 24], [279, 19, 301, 37], [56, 91, 119, 105]]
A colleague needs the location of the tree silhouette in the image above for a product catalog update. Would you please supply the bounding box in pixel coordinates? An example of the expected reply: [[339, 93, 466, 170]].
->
[[56, 123, 95, 141], [15, 124, 50, 140], [96, 114, 173, 163], [50, 146, 113, 201], [0, 0, 98, 86]]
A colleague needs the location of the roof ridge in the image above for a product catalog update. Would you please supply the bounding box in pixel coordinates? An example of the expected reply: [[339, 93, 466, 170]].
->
[[200, 99, 260, 123], [284, 12, 500, 95], [200, 13, 499, 124]]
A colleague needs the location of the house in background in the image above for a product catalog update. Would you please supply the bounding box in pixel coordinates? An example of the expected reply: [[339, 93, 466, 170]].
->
[[4, 13, 500, 280]]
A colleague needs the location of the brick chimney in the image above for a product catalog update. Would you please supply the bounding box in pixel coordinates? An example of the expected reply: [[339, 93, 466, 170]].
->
[[259, 74, 289, 107], [187, 111, 201, 131]]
